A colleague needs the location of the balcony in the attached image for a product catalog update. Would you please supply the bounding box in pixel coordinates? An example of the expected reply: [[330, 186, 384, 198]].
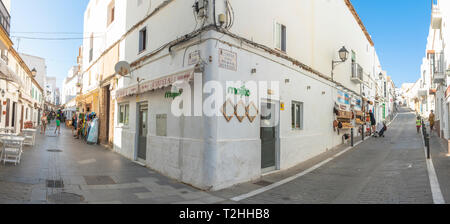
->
[[418, 88, 428, 97], [430, 52, 446, 84], [351, 62, 364, 83], [432, 4, 442, 30], [0, 0, 10, 35]]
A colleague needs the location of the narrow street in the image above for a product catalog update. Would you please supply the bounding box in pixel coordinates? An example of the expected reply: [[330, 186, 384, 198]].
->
[[0, 108, 448, 204], [214, 107, 449, 204]]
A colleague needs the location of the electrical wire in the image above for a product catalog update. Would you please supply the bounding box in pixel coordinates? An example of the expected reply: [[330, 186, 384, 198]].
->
[[11, 35, 104, 41]]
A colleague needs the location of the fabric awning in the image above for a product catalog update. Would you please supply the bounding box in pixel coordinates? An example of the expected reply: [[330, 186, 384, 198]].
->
[[63, 106, 77, 112], [113, 66, 196, 99]]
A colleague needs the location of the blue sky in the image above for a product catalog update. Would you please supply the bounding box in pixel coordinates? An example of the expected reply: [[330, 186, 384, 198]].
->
[[10, 0, 431, 89], [10, 0, 89, 89], [352, 0, 432, 87]]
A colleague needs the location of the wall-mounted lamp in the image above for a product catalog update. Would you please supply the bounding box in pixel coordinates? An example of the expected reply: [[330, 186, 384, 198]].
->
[[31, 68, 37, 77], [331, 46, 349, 81], [0, 89, 5, 98], [379, 72, 383, 80]]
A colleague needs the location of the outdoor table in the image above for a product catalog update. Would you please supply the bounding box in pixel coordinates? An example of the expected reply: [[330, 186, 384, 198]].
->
[[22, 129, 37, 146], [0, 136, 26, 165]]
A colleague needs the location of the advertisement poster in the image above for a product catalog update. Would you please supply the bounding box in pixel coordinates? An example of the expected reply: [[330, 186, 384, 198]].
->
[[337, 91, 350, 105]]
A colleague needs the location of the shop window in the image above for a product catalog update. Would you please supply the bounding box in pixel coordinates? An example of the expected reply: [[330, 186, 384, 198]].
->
[[291, 101, 303, 130], [118, 104, 129, 125]]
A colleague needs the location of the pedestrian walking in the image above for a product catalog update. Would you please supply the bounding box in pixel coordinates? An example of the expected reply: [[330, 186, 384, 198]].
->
[[369, 110, 376, 135], [429, 110, 435, 133], [55, 114, 61, 136], [40, 113, 47, 134], [47, 112, 52, 126], [416, 116, 422, 134], [71, 114, 77, 136]]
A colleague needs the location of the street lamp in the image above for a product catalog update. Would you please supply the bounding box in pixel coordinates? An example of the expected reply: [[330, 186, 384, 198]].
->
[[31, 68, 37, 77], [0, 89, 4, 98], [331, 46, 349, 81]]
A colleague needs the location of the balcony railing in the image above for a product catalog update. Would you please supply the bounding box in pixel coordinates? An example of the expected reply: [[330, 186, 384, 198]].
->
[[430, 52, 445, 84], [351, 62, 364, 83], [0, 0, 10, 35]]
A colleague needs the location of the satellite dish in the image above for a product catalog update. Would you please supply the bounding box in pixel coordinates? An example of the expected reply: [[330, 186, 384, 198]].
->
[[115, 61, 131, 76]]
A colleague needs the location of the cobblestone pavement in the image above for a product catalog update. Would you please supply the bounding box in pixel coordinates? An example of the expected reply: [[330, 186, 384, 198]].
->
[[0, 124, 223, 204], [214, 108, 437, 204], [0, 108, 445, 204]]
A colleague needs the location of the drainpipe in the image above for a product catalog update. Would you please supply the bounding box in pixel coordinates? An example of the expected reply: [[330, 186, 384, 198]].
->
[[202, 32, 218, 190]]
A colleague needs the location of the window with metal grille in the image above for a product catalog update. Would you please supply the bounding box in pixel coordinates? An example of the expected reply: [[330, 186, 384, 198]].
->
[[291, 101, 303, 130]]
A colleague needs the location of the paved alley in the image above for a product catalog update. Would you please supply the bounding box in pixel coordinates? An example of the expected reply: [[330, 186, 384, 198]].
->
[[1, 108, 449, 204], [0, 124, 224, 204], [213, 108, 447, 204]]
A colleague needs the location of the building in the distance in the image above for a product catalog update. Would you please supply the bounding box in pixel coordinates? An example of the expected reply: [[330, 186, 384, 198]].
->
[[0, 0, 44, 131]]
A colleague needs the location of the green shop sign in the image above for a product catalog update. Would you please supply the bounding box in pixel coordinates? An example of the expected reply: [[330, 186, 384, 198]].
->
[[228, 86, 250, 98], [165, 91, 182, 99]]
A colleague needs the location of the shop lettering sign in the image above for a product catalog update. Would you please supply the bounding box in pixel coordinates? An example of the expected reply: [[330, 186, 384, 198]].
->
[[114, 71, 194, 99], [165, 91, 182, 99], [228, 86, 250, 98], [219, 49, 237, 71]]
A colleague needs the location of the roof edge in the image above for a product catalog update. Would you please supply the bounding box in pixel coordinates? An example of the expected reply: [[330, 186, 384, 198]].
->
[[344, 0, 374, 47]]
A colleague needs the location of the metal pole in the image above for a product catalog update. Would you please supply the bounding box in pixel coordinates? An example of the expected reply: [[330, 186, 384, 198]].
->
[[426, 133, 431, 159], [362, 125, 365, 141], [351, 128, 354, 147]]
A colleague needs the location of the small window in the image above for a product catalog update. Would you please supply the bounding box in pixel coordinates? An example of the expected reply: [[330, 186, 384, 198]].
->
[[291, 101, 303, 130], [107, 0, 115, 26], [89, 33, 94, 62], [119, 104, 130, 125], [139, 27, 147, 53], [275, 22, 286, 52]]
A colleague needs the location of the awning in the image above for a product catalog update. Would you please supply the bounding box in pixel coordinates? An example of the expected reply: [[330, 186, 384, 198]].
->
[[63, 106, 77, 112], [113, 66, 196, 99]]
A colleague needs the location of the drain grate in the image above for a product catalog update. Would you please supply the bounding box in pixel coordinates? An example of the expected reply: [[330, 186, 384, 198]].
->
[[46, 180, 64, 188], [47, 149, 63, 153], [254, 180, 273, 187], [47, 192, 84, 204], [84, 176, 116, 186]]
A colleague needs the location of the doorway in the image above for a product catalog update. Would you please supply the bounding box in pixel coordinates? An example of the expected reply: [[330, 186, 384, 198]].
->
[[12, 102, 16, 128], [260, 100, 280, 173], [20, 105, 24, 131], [136, 102, 148, 163], [105, 85, 111, 144]]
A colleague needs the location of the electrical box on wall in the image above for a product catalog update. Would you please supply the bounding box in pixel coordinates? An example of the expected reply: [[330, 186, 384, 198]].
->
[[193, 0, 208, 19]]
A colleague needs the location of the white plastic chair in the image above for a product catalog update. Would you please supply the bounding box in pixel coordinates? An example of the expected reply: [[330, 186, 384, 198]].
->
[[22, 130, 36, 146], [1, 139, 24, 165]]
